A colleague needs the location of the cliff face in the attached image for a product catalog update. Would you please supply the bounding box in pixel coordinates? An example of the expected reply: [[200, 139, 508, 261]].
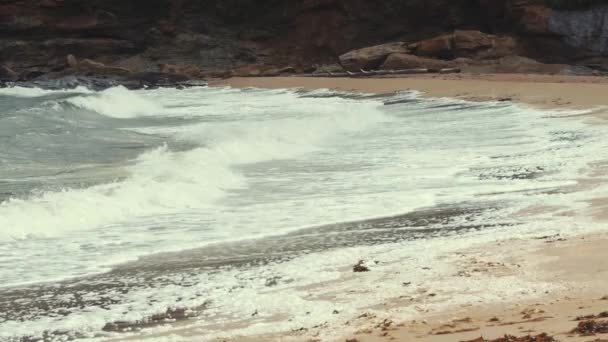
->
[[1, 0, 608, 79]]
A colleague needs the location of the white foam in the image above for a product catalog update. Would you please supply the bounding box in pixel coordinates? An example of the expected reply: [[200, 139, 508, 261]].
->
[[0, 85, 92, 97], [2, 87, 608, 340], [0, 145, 243, 241], [66, 86, 164, 118]]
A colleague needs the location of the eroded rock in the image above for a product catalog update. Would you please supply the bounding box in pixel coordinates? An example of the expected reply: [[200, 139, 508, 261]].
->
[[453, 30, 518, 59], [381, 53, 453, 70], [411, 34, 454, 59], [339, 42, 409, 71]]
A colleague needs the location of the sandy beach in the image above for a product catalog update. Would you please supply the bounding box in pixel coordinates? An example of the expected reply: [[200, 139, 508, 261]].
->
[[209, 74, 608, 342], [214, 74, 608, 116], [5, 74, 604, 342]]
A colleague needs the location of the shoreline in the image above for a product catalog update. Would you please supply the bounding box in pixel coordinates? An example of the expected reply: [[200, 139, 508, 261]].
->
[[340, 234, 608, 342], [116, 232, 608, 342], [207, 74, 608, 341], [4, 75, 605, 341], [212, 74, 608, 116]]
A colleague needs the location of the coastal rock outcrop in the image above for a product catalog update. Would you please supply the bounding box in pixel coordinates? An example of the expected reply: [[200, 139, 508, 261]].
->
[[548, 5, 608, 54], [409, 31, 519, 61], [339, 42, 409, 71], [411, 35, 453, 60], [456, 55, 568, 74], [159, 63, 202, 78], [66, 55, 132, 76], [3, 0, 608, 81], [453, 30, 518, 59], [0, 65, 18, 81], [381, 53, 453, 70]]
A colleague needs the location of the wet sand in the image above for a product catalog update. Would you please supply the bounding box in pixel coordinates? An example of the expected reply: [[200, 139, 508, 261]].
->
[[214, 74, 608, 116], [36, 74, 605, 342], [131, 233, 608, 342], [209, 74, 608, 341], [336, 234, 608, 342]]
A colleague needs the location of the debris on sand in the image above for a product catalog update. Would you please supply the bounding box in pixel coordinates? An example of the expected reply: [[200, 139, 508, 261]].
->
[[463, 333, 556, 342], [102, 307, 198, 332], [375, 318, 395, 331], [521, 308, 545, 319], [571, 320, 608, 335], [353, 260, 370, 273], [575, 312, 608, 321], [434, 327, 479, 335]]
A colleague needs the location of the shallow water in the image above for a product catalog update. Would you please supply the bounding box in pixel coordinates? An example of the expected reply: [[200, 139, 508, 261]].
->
[[0, 85, 606, 340]]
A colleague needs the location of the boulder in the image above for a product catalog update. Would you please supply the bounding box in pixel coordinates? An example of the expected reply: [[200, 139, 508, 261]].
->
[[453, 30, 518, 59], [381, 53, 453, 70], [338, 42, 409, 71], [410, 34, 453, 59]]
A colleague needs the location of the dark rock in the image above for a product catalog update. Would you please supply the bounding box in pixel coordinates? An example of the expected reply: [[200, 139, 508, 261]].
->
[[572, 320, 608, 335], [134, 72, 191, 88], [0, 65, 18, 81], [520, 5, 553, 34], [2, 0, 608, 83], [548, 5, 608, 54], [457, 55, 566, 74], [232, 64, 272, 77], [259, 66, 296, 76], [464, 333, 556, 342], [12, 75, 136, 91], [312, 63, 345, 74], [159, 63, 202, 78], [353, 260, 370, 273], [103, 307, 196, 333]]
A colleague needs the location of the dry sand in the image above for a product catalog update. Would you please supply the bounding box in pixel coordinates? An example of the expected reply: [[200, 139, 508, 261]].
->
[[207, 74, 608, 341], [342, 235, 608, 342], [214, 74, 608, 117]]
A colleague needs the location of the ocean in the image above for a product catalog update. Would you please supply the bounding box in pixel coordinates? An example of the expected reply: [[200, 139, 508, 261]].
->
[[0, 85, 605, 340]]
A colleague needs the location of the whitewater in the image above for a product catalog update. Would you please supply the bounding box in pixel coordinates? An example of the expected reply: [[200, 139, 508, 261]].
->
[[0, 85, 606, 340]]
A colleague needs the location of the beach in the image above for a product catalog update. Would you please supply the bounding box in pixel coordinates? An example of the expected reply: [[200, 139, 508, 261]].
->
[[2, 74, 607, 342], [211, 74, 608, 342], [341, 233, 608, 342], [215, 74, 608, 114]]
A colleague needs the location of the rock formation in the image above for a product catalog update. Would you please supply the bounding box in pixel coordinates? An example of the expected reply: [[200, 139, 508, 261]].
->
[[1, 0, 608, 81]]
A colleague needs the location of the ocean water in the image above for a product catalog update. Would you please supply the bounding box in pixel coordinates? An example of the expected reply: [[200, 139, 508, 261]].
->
[[0, 85, 606, 340]]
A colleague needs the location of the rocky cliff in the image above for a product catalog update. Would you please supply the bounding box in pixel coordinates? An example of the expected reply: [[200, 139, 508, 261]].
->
[[1, 0, 608, 82]]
